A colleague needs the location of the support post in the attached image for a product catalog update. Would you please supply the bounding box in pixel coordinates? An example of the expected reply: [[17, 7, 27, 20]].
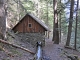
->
[[48, 31, 50, 39]]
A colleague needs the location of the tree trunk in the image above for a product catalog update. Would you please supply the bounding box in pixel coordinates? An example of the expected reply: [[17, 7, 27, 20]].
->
[[34, 0, 40, 18], [59, 0, 61, 42], [59, 14, 61, 42], [74, 0, 79, 50], [46, 1, 49, 26], [0, 0, 6, 39], [15, 0, 20, 24], [66, 0, 74, 46], [53, 0, 59, 44]]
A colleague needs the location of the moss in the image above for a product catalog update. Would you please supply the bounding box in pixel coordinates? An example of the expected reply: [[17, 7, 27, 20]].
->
[[0, 43, 4, 51], [10, 49, 22, 56], [0, 46, 3, 51], [2, 58, 10, 60]]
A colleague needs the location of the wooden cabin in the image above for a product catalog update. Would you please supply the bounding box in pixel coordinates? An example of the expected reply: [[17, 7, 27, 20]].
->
[[12, 13, 50, 46], [13, 13, 49, 34]]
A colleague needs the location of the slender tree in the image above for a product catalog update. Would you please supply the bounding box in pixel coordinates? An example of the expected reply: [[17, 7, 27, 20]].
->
[[53, 0, 59, 44], [59, 0, 61, 42], [0, 0, 6, 39], [74, 0, 79, 50], [17, 0, 20, 21], [34, 0, 40, 18], [66, 0, 74, 46], [46, 0, 49, 26]]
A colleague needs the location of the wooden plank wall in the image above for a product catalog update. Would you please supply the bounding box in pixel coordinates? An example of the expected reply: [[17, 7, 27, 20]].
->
[[13, 15, 46, 33]]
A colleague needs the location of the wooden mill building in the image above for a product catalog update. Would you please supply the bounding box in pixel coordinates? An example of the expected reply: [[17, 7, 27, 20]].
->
[[12, 13, 50, 46]]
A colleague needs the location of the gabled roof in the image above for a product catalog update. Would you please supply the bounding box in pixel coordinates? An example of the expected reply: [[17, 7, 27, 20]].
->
[[13, 13, 50, 31]]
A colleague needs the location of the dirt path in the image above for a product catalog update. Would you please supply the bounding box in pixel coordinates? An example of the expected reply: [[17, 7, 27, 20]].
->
[[43, 38, 64, 60], [43, 37, 80, 60]]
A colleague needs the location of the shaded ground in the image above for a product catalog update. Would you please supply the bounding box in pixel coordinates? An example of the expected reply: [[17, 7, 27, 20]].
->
[[0, 30, 80, 60], [0, 30, 36, 60], [43, 37, 80, 60], [0, 40, 35, 60]]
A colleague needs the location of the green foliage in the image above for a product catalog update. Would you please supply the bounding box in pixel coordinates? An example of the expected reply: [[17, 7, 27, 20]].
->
[[7, 0, 53, 29]]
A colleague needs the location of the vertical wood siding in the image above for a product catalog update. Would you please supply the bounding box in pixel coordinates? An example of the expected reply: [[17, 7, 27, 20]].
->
[[13, 15, 46, 33]]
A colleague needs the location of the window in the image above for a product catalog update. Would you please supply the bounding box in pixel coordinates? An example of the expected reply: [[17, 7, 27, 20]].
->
[[28, 23, 32, 28]]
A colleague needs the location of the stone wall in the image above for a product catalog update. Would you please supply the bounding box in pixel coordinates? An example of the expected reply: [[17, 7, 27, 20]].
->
[[16, 33, 45, 47]]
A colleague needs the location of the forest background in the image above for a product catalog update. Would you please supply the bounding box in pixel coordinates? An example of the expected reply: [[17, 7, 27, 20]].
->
[[2, 0, 80, 51]]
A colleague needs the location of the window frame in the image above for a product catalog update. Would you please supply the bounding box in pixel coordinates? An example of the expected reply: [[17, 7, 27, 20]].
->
[[28, 23, 32, 28]]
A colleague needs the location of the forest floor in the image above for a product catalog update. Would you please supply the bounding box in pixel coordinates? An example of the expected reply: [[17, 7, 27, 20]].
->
[[42, 37, 80, 60], [0, 30, 36, 60], [0, 30, 80, 60]]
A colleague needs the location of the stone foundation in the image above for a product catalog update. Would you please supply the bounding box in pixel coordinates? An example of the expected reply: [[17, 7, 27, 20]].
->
[[16, 33, 45, 47]]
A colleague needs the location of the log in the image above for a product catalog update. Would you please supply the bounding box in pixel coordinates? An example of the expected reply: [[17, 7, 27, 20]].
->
[[0, 39, 35, 54], [64, 46, 74, 49], [67, 55, 79, 60]]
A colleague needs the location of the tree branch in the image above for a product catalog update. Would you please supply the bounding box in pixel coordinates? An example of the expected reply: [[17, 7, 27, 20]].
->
[[0, 39, 35, 54]]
